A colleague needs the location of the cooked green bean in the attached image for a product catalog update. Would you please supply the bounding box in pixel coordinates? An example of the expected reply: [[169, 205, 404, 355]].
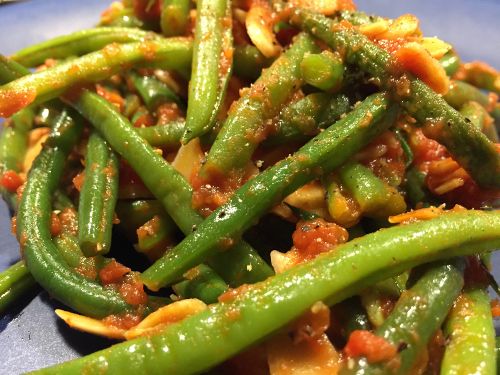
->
[[441, 288, 496, 375], [460, 101, 499, 142], [444, 80, 492, 110], [134, 120, 185, 148], [69, 90, 273, 287], [0, 261, 36, 313], [344, 262, 464, 374], [0, 54, 30, 84], [34, 210, 500, 374], [173, 264, 228, 304], [161, 0, 190, 37], [130, 71, 183, 111], [78, 131, 119, 256], [16, 108, 132, 318], [291, 9, 500, 188], [11, 27, 151, 67], [0, 37, 192, 117], [200, 33, 319, 177], [233, 44, 273, 80], [136, 214, 178, 255], [182, 0, 233, 142], [300, 50, 344, 91], [142, 93, 397, 289], [440, 50, 461, 76]]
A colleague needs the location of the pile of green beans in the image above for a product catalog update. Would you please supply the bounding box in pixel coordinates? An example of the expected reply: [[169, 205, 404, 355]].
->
[[0, 2, 498, 374]]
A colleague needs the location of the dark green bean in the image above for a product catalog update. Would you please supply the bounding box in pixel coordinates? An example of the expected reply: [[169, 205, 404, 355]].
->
[[16, 108, 132, 318], [69, 91, 273, 287], [11, 27, 151, 68], [441, 288, 496, 375], [130, 71, 183, 111], [233, 44, 273, 80], [344, 262, 464, 374], [142, 93, 397, 289], [173, 264, 228, 304], [161, 0, 190, 37], [182, 0, 233, 142], [291, 9, 500, 188], [78, 131, 119, 256], [0, 38, 193, 118], [34, 210, 500, 374], [200, 33, 319, 177]]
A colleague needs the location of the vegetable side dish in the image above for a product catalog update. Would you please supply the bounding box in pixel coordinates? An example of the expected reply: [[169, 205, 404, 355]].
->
[[0, 0, 499, 373]]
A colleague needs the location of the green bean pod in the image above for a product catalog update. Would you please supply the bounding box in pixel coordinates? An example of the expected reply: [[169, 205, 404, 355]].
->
[[173, 264, 228, 304], [0, 37, 193, 118], [460, 101, 499, 142], [444, 80, 491, 110], [0, 54, 30, 84], [233, 44, 273, 80], [440, 50, 461, 76], [33, 210, 500, 374], [0, 261, 37, 313], [10, 27, 151, 68], [78, 131, 119, 256], [130, 71, 183, 111], [344, 262, 464, 375], [300, 50, 344, 91], [182, 0, 233, 142], [161, 0, 190, 37], [441, 288, 496, 375], [136, 214, 178, 255], [291, 9, 500, 188], [200, 33, 319, 177], [16, 109, 132, 318], [69, 91, 273, 287], [142, 93, 397, 289], [134, 120, 185, 148], [338, 161, 406, 218]]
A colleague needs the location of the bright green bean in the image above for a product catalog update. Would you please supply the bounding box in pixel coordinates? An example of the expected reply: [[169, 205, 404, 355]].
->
[[173, 264, 228, 304], [300, 50, 344, 91], [130, 71, 183, 111], [161, 0, 190, 37], [0, 261, 36, 313], [34, 210, 500, 374]]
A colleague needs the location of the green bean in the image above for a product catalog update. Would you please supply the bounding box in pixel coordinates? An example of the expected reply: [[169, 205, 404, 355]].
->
[[341, 298, 372, 339], [335, 10, 384, 26], [200, 33, 319, 177], [173, 264, 228, 304], [441, 288, 496, 375], [142, 93, 397, 289], [458, 63, 500, 94], [136, 214, 178, 255], [100, 8, 145, 29], [233, 45, 273, 80], [440, 50, 461, 76], [460, 101, 499, 142], [338, 161, 406, 218], [134, 120, 185, 148], [393, 129, 413, 168], [300, 50, 344, 91], [264, 93, 350, 147], [182, 0, 233, 142], [0, 261, 36, 313], [34, 210, 500, 374], [54, 234, 85, 268], [344, 262, 464, 374], [16, 108, 132, 318], [130, 71, 183, 111], [78, 131, 119, 256], [10, 27, 151, 68], [291, 9, 500, 188], [161, 0, 190, 37], [444, 80, 491, 110], [0, 37, 192, 118], [69, 91, 273, 287], [0, 55, 30, 84], [115, 199, 166, 239]]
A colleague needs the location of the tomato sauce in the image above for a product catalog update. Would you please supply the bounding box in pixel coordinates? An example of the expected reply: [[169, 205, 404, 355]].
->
[[344, 330, 398, 363]]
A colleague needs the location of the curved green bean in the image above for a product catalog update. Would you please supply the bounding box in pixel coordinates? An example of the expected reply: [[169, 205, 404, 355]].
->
[[69, 90, 273, 287], [441, 288, 496, 375], [291, 9, 500, 188], [78, 131, 119, 256], [130, 71, 183, 111], [0, 37, 192, 118], [345, 262, 464, 374], [11, 27, 152, 68], [16, 109, 132, 318], [182, 0, 233, 142], [142, 93, 397, 289], [0, 261, 36, 313], [34, 210, 500, 374]]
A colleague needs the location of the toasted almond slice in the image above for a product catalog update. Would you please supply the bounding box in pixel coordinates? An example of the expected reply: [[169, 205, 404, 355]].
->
[[171, 138, 203, 180], [55, 309, 126, 340], [246, 2, 281, 58], [125, 299, 207, 340], [420, 37, 452, 59]]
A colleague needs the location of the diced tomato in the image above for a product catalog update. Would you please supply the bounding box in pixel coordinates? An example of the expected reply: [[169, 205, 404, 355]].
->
[[132, 0, 161, 22], [99, 260, 131, 285], [96, 84, 125, 112], [102, 313, 142, 330], [491, 299, 500, 317], [292, 218, 348, 261], [119, 277, 148, 305], [0, 170, 24, 193], [72, 171, 85, 192], [344, 330, 398, 363], [157, 102, 183, 124]]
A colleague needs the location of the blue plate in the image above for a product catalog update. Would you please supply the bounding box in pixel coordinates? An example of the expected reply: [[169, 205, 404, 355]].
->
[[0, 0, 499, 373]]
